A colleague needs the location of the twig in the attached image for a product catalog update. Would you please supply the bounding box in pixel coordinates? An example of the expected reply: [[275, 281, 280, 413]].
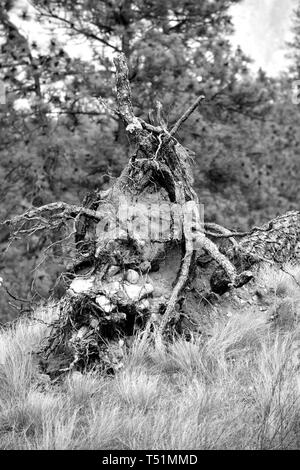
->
[[204, 223, 238, 247], [204, 221, 275, 239], [154, 133, 164, 159], [4, 202, 105, 228], [138, 118, 163, 134], [169, 95, 205, 137], [280, 265, 300, 288], [1, 284, 32, 303]]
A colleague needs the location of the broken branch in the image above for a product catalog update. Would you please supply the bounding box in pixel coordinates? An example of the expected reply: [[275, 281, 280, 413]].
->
[[170, 94, 205, 137]]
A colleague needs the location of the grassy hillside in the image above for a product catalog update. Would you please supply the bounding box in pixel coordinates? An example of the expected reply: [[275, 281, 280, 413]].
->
[[0, 263, 299, 450]]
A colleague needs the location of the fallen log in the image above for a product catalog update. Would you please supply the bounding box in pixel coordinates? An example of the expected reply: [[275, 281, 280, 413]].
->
[[209, 211, 300, 294]]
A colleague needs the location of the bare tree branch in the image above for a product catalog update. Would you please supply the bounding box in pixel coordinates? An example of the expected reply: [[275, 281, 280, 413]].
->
[[170, 95, 205, 136]]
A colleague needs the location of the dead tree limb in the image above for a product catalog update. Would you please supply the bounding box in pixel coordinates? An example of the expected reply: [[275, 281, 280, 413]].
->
[[169, 95, 205, 137]]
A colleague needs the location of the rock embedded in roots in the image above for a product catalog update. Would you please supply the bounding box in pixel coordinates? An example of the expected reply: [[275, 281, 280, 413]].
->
[[138, 299, 150, 310], [68, 277, 95, 294], [95, 295, 116, 313], [125, 269, 139, 284], [71, 326, 89, 341], [90, 317, 100, 329], [109, 281, 122, 294], [123, 282, 154, 301], [140, 283, 154, 297]]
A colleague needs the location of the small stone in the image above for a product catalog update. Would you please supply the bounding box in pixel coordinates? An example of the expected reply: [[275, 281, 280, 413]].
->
[[123, 283, 142, 301], [123, 282, 153, 301], [138, 299, 150, 310], [105, 304, 116, 313], [77, 326, 89, 339], [126, 269, 139, 284], [90, 318, 100, 329], [139, 283, 154, 299], [95, 295, 116, 313], [96, 295, 110, 306], [69, 277, 94, 294], [110, 281, 122, 293]]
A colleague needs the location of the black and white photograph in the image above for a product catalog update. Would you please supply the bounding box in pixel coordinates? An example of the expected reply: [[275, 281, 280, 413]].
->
[[0, 0, 299, 453]]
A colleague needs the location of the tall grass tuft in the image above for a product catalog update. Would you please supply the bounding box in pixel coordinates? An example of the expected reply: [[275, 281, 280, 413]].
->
[[0, 285, 299, 449]]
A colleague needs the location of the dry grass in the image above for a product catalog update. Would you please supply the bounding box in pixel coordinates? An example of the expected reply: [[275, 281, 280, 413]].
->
[[0, 269, 299, 450], [257, 262, 300, 299]]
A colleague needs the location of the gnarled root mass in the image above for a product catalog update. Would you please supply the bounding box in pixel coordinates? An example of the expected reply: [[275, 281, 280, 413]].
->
[[5, 54, 300, 374]]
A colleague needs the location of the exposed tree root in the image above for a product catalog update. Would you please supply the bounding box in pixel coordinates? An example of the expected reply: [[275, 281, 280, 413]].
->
[[4, 54, 300, 373], [158, 238, 194, 334]]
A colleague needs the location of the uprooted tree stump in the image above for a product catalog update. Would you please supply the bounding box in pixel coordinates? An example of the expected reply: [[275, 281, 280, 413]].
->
[[5, 54, 300, 374]]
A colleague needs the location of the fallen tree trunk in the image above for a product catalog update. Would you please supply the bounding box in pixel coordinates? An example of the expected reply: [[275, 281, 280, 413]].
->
[[4, 55, 300, 374], [207, 211, 300, 294]]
